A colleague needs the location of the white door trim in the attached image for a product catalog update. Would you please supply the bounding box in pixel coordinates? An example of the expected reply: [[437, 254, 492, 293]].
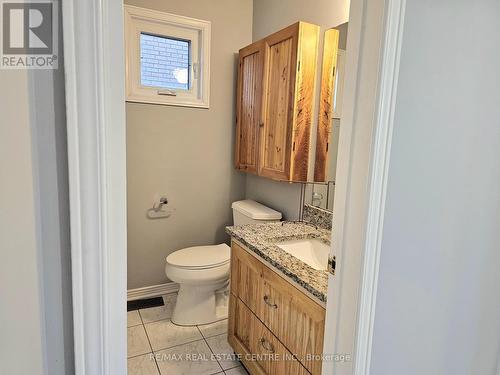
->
[[353, 0, 406, 372], [322, 0, 406, 373], [62, 0, 127, 374]]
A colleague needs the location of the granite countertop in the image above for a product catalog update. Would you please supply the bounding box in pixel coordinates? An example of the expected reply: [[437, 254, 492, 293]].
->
[[225, 222, 331, 304]]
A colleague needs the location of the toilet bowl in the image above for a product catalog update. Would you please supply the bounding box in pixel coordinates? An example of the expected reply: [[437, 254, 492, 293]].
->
[[165, 200, 282, 326], [165, 244, 231, 326]]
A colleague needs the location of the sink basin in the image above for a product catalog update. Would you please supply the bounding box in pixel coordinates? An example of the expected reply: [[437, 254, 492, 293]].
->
[[276, 239, 330, 271]]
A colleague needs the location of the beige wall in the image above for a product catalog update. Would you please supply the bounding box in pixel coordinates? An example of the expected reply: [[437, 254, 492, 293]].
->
[[370, 1, 500, 373], [246, 0, 350, 218], [0, 70, 46, 375], [0, 3, 73, 371], [125, 0, 253, 289], [252, 0, 349, 41]]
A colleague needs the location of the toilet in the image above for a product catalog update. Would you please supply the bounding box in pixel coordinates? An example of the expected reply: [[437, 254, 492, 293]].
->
[[165, 200, 282, 326]]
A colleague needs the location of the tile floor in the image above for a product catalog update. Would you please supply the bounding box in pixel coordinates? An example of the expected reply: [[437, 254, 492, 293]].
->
[[127, 293, 248, 375]]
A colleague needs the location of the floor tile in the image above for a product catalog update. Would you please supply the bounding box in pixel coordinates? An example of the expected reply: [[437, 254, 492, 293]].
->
[[145, 319, 203, 351], [197, 319, 228, 339], [155, 339, 223, 375], [127, 353, 159, 375], [206, 334, 240, 370], [128, 325, 151, 358], [127, 310, 142, 327], [224, 365, 248, 375], [140, 294, 177, 324]]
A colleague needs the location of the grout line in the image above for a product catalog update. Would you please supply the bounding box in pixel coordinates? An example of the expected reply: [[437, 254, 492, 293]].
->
[[197, 319, 229, 339], [153, 337, 207, 353], [127, 309, 143, 327], [137, 309, 145, 325], [127, 324, 152, 359], [127, 323, 143, 328], [142, 315, 174, 325], [127, 351, 153, 360], [202, 332, 224, 374], [195, 324, 204, 337], [141, 321, 162, 375], [224, 363, 243, 371], [203, 330, 241, 373]]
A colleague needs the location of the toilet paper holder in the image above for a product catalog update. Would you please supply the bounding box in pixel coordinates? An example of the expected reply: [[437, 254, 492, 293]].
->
[[147, 196, 172, 219], [153, 196, 168, 211]]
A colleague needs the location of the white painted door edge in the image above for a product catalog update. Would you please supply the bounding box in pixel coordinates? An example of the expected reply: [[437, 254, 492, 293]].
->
[[62, 0, 127, 374], [127, 282, 180, 301], [322, 0, 406, 374], [353, 0, 406, 373]]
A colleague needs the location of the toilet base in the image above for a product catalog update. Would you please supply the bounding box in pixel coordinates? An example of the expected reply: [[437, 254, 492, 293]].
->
[[171, 281, 229, 326]]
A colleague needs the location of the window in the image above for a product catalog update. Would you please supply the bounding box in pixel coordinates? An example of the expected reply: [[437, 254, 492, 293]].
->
[[140, 34, 190, 90], [124, 6, 211, 108]]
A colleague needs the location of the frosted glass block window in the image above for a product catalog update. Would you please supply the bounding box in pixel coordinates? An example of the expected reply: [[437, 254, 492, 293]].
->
[[140, 33, 190, 90]]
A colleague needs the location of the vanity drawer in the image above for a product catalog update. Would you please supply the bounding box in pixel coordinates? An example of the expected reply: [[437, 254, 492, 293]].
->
[[230, 241, 325, 374], [258, 265, 325, 374], [228, 294, 309, 375]]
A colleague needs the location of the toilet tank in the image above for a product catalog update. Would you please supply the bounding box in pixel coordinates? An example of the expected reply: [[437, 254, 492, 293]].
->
[[231, 200, 282, 226]]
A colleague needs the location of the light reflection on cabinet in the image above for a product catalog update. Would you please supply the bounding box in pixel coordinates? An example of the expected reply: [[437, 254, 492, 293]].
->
[[235, 22, 320, 182]]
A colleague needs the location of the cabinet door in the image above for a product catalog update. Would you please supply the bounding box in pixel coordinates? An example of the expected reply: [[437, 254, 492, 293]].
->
[[259, 24, 299, 180], [314, 28, 341, 182], [230, 241, 263, 312], [258, 265, 325, 374], [235, 42, 265, 174]]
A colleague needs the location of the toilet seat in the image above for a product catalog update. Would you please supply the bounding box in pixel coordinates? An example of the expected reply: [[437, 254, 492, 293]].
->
[[166, 243, 230, 270]]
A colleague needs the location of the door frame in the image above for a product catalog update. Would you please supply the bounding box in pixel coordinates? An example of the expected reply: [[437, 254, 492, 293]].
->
[[62, 0, 406, 374], [322, 0, 406, 374], [62, 0, 127, 374]]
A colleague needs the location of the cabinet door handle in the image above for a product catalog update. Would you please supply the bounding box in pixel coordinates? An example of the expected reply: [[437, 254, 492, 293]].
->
[[263, 295, 278, 309], [259, 337, 275, 353]]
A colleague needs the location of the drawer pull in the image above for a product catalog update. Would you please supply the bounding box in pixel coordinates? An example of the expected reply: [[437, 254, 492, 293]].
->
[[259, 337, 275, 353], [263, 295, 278, 309]]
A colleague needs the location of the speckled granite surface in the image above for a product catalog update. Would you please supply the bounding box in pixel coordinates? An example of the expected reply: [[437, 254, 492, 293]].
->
[[303, 204, 333, 230], [226, 222, 331, 304]]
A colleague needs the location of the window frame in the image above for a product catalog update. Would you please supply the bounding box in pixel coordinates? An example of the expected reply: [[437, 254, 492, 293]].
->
[[124, 5, 211, 108]]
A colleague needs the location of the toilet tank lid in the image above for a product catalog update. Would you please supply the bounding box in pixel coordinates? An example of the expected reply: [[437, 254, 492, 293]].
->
[[231, 200, 282, 220]]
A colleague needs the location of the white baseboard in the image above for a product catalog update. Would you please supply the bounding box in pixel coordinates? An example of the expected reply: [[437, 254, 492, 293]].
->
[[127, 282, 179, 301]]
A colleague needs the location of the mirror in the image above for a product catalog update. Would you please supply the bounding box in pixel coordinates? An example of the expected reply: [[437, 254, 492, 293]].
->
[[304, 181, 335, 211], [306, 22, 348, 212]]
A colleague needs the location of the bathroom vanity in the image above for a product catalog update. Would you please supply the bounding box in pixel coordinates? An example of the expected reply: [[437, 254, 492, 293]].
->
[[226, 222, 330, 375]]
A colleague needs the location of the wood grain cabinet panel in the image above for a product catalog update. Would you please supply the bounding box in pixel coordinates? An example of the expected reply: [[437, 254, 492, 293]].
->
[[235, 42, 265, 174], [228, 295, 309, 375], [230, 241, 263, 312], [234, 22, 319, 182], [259, 33, 296, 180], [259, 266, 325, 374], [229, 241, 326, 375]]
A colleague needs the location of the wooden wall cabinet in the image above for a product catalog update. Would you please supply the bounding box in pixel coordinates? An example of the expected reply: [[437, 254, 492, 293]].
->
[[228, 241, 326, 375], [235, 22, 320, 181]]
